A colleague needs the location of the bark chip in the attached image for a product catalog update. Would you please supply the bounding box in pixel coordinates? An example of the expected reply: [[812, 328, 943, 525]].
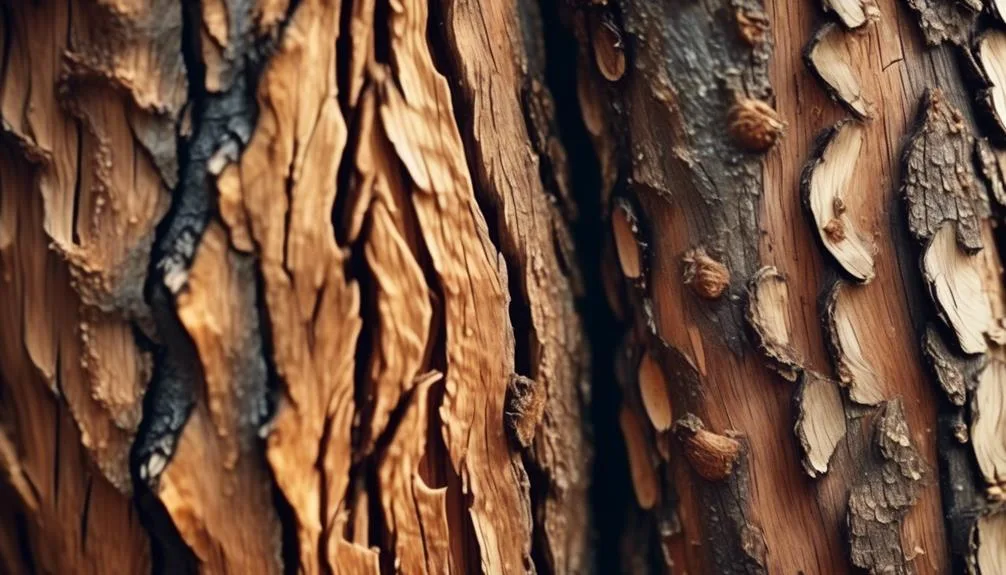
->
[[638, 352, 673, 432], [804, 24, 872, 119], [802, 120, 876, 282], [901, 89, 987, 253], [612, 197, 645, 280], [591, 13, 627, 82], [746, 266, 801, 381], [674, 414, 742, 481]]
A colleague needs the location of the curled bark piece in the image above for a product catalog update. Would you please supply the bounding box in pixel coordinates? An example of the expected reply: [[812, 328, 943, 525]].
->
[[683, 247, 730, 300], [804, 24, 871, 119], [612, 197, 645, 281], [847, 399, 927, 575], [793, 371, 846, 478], [638, 352, 673, 432], [823, 281, 885, 405], [922, 223, 994, 355], [620, 404, 659, 510], [746, 266, 801, 381], [903, 0, 979, 46], [821, 0, 878, 28], [922, 325, 983, 406], [972, 360, 1006, 494], [974, 513, 1006, 573], [802, 120, 875, 282], [674, 414, 742, 482], [901, 89, 988, 253], [974, 30, 1006, 144]]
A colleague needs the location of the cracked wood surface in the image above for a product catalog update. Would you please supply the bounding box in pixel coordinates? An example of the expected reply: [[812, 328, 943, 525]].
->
[[0, 0, 590, 573]]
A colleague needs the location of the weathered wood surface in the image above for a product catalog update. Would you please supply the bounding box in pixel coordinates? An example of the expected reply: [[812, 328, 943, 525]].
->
[[3, 0, 1006, 573], [0, 0, 589, 573]]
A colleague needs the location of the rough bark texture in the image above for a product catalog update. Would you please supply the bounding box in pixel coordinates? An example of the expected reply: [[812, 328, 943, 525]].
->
[[0, 0, 590, 573], [4, 0, 1006, 573], [568, 0, 1006, 572]]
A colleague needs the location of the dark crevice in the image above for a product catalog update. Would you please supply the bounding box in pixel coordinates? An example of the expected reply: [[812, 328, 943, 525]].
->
[[420, 6, 495, 575], [0, 3, 12, 93], [335, 0, 356, 115], [70, 119, 83, 246], [51, 372, 61, 507], [14, 511, 37, 575], [252, 257, 297, 574], [536, 1, 623, 573], [130, 0, 299, 573], [79, 474, 93, 552], [373, 0, 391, 66]]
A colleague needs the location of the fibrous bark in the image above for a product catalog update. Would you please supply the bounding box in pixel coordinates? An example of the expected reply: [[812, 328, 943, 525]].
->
[[1, 0, 591, 573]]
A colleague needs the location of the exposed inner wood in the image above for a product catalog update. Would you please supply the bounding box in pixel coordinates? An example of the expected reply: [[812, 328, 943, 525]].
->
[[619, 404, 659, 510], [824, 281, 885, 405], [922, 223, 994, 355], [612, 198, 644, 280], [437, 0, 593, 568], [822, 0, 878, 28], [637, 352, 673, 432], [973, 360, 1006, 493], [746, 266, 801, 381], [805, 25, 872, 119], [803, 120, 875, 281], [164, 222, 281, 572], [591, 12, 627, 82], [975, 512, 1006, 573], [794, 371, 847, 478], [765, 0, 951, 569]]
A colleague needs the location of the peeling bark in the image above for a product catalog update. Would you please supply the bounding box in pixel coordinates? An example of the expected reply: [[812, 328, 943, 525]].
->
[[4, 0, 1005, 572]]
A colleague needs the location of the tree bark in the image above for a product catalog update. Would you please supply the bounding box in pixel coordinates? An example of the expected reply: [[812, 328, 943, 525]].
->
[[1, 0, 1005, 574]]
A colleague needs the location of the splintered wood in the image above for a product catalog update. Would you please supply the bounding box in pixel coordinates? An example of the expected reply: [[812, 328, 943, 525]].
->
[[2, 0, 589, 573]]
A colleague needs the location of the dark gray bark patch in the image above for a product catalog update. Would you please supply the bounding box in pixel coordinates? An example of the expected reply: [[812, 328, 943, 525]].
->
[[901, 88, 988, 254], [902, 0, 979, 47], [847, 399, 928, 575], [922, 324, 984, 406]]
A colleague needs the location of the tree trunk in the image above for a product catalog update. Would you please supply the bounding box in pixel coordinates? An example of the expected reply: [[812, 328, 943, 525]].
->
[[1, 0, 1004, 573]]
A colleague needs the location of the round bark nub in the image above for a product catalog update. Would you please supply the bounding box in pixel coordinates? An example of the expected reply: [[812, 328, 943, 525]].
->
[[727, 98, 784, 152]]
